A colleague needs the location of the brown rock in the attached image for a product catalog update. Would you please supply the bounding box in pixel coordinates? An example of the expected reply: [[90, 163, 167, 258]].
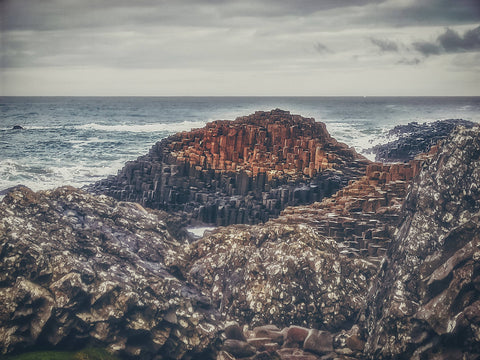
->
[[225, 322, 247, 341], [222, 339, 256, 358], [345, 335, 365, 352], [303, 329, 333, 355], [284, 326, 310, 346]]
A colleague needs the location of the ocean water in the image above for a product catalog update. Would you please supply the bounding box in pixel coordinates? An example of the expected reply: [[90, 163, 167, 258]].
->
[[1, 96, 480, 193]]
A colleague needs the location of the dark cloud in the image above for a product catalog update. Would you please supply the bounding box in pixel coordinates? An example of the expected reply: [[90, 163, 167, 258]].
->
[[0, 0, 387, 32], [438, 26, 480, 52], [383, 0, 480, 27], [413, 41, 442, 56], [314, 42, 330, 54], [370, 38, 398, 52], [412, 25, 480, 57]]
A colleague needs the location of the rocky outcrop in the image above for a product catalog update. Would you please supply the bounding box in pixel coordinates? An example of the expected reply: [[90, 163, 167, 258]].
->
[[369, 119, 476, 163], [89, 109, 369, 226], [276, 160, 425, 264], [364, 126, 480, 359], [0, 186, 220, 359], [185, 223, 377, 332]]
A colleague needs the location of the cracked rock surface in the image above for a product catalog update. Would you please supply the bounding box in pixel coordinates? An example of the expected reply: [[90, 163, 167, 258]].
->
[[186, 223, 377, 332], [364, 126, 480, 359], [0, 186, 220, 359]]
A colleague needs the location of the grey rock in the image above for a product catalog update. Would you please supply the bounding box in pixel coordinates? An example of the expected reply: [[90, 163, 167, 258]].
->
[[364, 127, 480, 359], [0, 186, 220, 359]]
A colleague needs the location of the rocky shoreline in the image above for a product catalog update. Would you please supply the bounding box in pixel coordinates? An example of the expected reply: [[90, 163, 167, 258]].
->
[[1, 111, 479, 359]]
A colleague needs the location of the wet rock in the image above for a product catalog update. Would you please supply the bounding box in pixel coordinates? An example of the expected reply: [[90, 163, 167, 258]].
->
[[284, 326, 310, 347], [224, 321, 247, 341], [88, 109, 369, 226], [368, 119, 476, 163], [222, 339, 256, 358], [303, 330, 333, 355], [364, 126, 480, 359], [186, 223, 377, 331], [0, 186, 220, 359]]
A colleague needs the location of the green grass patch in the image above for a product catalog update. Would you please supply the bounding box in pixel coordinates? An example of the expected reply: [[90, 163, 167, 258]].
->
[[1, 348, 119, 360]]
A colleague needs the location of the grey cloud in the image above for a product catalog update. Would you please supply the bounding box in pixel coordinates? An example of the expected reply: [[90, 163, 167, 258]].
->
[[413, 41, 442, 56], [438, 26, 480, 52], [383, 0, 480, 27], [0, 0, 387, 32], [314, 42, 330, 54], [397, 58, 421, 66], [370, 38, 398, 52], [412, 25, 480, 57]]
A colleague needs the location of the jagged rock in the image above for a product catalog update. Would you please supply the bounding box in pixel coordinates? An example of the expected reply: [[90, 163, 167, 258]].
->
[[369, 119, 476, 163], [88, 109, 369, 226], [0, 186, 221, 359], [186, 223, 377, 331], [364, 126, 480, 359]]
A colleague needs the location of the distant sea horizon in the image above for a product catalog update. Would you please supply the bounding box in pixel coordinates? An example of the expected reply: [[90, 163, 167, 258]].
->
[[1, 96, 479, 192]]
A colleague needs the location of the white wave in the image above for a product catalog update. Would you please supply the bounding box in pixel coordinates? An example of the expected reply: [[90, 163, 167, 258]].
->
[[75, 121, 207, 133], [0, 158, 127, 193]]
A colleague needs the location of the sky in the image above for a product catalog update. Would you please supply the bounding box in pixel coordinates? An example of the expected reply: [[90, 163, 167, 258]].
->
[[1, 0, 480, 96]]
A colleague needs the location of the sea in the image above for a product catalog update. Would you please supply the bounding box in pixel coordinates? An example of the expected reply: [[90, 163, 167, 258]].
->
[[1, 96, 480, 193]]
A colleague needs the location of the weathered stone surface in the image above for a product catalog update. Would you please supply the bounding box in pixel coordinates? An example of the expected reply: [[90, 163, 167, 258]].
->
[[224, 321, 247, 342], [222, 339, 256, 358], [364, 126, 480, 359], [186, 223, 377, 331], [368, 119, 476, 163], [303, 329, 333, 355], [89, 109, 369, 226], [0, 186, 220, 359]]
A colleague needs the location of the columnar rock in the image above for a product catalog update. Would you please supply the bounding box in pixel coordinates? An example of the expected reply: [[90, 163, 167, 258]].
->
[[0, 186, 220, 359], [364, 126, 480, 359], [89, 109, 369, 225], [276, 159, 426, 262]]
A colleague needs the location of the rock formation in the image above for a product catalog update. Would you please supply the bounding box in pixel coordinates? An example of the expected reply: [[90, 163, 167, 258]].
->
[[0, 186, 220, 359], [275, 159, 426, 265], [369, 119, 476, 163], [185, 223, 377, 332], [89, 109, 369, 226], [364, 126, 480, 359]]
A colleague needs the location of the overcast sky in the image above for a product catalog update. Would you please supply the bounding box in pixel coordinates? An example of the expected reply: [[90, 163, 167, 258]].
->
[[1, 0, 479, 96]]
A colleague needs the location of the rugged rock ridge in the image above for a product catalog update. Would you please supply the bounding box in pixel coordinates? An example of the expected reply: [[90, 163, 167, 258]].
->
[[0, 186, 220, 359], [90, 109, 369, 226], [364, 126, 480, 359], [369, 119, 476, 163]]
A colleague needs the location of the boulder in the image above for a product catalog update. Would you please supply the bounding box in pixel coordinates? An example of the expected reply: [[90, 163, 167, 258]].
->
[[0, 186, 221, 359], [303, 329, 333, 355], [186, 223, 377, 331]]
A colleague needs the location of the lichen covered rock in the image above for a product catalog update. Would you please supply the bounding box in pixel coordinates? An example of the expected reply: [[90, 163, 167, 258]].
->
[[0, 186, 220, 359], [364, 126, 480, 359], [186, 223, 377, 331]]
